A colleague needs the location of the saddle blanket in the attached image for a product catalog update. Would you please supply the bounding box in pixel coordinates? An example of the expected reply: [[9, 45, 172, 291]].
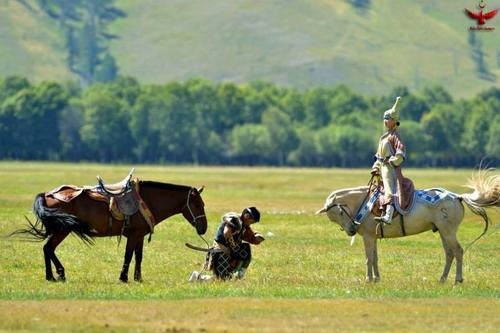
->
[[355, 187, 457, 224], [415, 188, 458, 205]]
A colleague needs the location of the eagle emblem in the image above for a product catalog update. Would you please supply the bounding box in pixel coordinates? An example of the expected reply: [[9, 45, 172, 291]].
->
[[465, 0, 498, 30]]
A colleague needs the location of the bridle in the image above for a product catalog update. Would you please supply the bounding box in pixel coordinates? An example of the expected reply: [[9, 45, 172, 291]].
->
[[185, 187, 206, 227], [325, 203, 357, 230], [326, 176, 376, 230]]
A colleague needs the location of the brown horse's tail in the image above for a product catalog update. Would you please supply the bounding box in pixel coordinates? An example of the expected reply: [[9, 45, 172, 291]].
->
[[459, 168, 500, 246], [12, 193, 94, 245]]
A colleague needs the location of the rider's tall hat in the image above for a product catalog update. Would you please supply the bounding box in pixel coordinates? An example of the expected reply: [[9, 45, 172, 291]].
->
[[383, 96, 401, 122]]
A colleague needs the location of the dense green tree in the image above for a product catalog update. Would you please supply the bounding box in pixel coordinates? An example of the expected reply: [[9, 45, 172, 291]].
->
[[216, 82, 247, 132], [261, 107, 299, 165], [184, 79, 226, 164], [421, 86, 453, 108], [400, 120, 428, 166], [328, 85, 368, 123], [79, 85, 133, 161], [287, 127, 318, 166], [0, 81, 67, 159], [128, 86, 161, 162], [0, 76, 31, 103], [459, 100, 493, 165], [303, 88, 333, 129], [279, 89, 306, 123], [485, 113, 500, 158], [420, 103, 465, 166], [59, 100, 85, 161], [242, 82, 276, 125], [322, 125, 374, 167], [230, 124, 272, 165], [315, 125, 340, 166]]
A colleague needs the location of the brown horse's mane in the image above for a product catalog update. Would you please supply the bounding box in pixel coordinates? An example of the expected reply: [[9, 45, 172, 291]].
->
[[139, 180, 192, 192]]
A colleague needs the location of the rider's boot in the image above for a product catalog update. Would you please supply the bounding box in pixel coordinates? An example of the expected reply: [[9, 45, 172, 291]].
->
[[188, 271, 200, 282], [234, 268, 246, 279], [374, 204, 394, 224]]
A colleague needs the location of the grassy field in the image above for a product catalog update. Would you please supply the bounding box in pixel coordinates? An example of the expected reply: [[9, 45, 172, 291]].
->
[[0, 162, 498, 332]]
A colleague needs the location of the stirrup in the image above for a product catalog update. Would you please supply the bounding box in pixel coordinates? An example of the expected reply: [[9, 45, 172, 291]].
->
[[375, 216, 392, 224]]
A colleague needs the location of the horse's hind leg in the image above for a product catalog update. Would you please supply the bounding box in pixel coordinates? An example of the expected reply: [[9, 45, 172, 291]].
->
[[450, 238, 464, 283], [43, 231, 70, 282], [43, 241, 55, 281], [133, 237, 144, 282], [439, 231, 464, 283], [438, 232, 454, 283]]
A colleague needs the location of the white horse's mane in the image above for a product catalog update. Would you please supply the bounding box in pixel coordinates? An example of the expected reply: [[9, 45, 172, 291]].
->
[[324, 185, 369, 207]]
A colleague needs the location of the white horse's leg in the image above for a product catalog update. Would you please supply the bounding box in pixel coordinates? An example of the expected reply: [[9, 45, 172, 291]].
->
[[438, 232, 454, 283], [373, 244, 380, 282], [450, 237, 464, 284], [362, 236, 378, 282], [439, 232, 464, 283]]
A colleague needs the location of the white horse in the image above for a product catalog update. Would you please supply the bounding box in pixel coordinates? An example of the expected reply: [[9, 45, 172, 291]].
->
[[316, 169, 499, 283]]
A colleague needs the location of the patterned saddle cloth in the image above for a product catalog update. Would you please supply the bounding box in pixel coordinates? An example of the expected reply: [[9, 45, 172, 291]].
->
[[415, 188, 458, 205], [355, 187, 457, 224]]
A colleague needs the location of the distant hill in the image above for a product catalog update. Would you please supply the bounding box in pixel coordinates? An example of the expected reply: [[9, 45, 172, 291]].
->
[[2, 0, 499, 98]]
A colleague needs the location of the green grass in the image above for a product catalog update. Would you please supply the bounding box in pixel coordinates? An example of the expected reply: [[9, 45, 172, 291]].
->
[[0, 162, 498, 300], [0, 162, 498, 332]]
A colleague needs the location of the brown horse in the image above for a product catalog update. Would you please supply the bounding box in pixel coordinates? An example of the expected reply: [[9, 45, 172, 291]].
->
[[15, 178, 208, 283]]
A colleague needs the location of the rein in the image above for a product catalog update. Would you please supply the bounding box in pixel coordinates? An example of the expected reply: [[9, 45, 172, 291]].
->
[[326, 176, 375, 227], [353, 175, 376, 225]]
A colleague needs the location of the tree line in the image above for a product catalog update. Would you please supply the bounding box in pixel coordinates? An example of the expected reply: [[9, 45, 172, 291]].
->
[[0, 76, 498, 167]]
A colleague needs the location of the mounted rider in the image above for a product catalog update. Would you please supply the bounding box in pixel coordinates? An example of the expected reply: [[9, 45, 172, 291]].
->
[[370, 96, 411, 224]]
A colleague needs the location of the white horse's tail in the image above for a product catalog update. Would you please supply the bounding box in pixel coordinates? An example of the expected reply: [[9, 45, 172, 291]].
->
[[459, 168, 500, 248], [462, 168, 500, 207]]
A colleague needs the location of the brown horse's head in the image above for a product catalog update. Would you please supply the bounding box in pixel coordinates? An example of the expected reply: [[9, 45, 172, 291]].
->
[[182, 186, 207, 235]]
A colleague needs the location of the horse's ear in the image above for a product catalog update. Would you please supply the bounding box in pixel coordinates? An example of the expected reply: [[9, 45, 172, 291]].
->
[[197, 186, 205, 194], [316, 207, 327, 215]]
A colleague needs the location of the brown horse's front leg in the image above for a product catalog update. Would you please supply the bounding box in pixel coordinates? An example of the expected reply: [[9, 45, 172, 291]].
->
[[133, 237, 144, 282]]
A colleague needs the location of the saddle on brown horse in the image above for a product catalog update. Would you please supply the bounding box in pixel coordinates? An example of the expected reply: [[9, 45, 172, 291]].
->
[[46, 168, 155, 234]]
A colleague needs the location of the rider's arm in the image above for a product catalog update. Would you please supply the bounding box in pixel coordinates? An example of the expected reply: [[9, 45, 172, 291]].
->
[[388, 133, 405, 167], [242, 227, 265, 245], [223, 224, 240, 251]]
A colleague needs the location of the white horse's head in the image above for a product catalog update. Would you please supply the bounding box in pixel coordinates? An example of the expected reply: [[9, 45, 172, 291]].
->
[[316, 186, 369, 236]]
